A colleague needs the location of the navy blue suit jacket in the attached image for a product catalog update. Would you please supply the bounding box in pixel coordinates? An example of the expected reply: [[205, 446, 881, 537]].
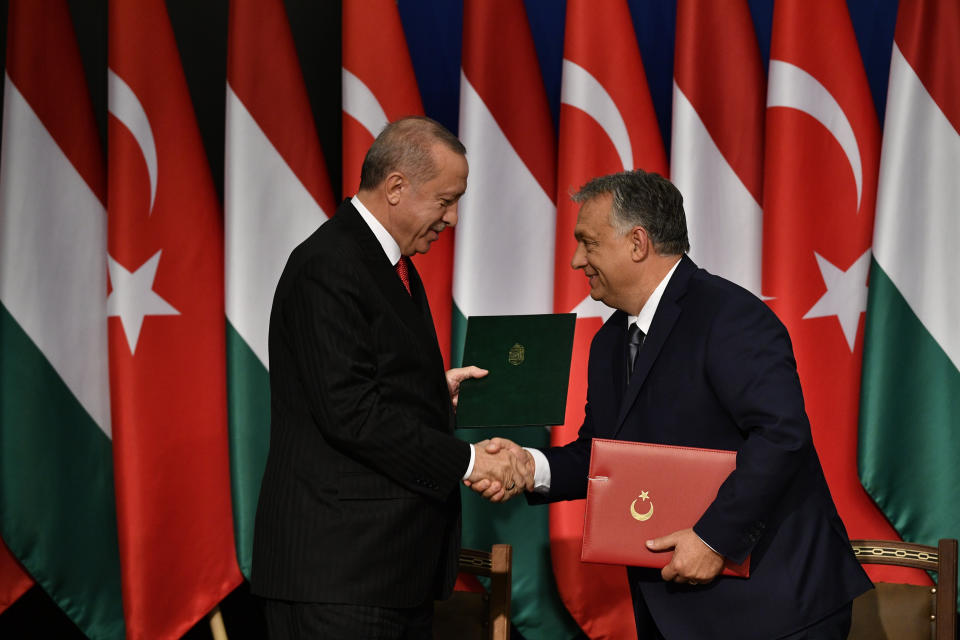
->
[[540, 255, 871, 639]]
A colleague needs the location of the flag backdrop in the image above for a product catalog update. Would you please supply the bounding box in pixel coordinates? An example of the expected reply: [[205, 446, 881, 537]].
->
[[452, 2, 579, 638], [859, 0, 960, 602], [671, 0, 765, 297], [225, 0, 335, 581], [2, 1, 955, 638], [107, 0, 241, 637], [0, 1, 124, 637], [760, 0, 915, 586]]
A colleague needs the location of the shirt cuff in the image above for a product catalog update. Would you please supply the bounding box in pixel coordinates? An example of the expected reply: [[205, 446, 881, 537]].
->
[[696, 532, 720, 555], [524, 447, 551, 494], [462, 443, 476, 481]]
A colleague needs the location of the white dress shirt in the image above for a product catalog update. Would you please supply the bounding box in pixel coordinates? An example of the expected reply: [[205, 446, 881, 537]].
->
[[526, 258, 682, 492]]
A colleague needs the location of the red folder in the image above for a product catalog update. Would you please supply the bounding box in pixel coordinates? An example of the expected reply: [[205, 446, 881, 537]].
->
[[581, 439, 750, 577]]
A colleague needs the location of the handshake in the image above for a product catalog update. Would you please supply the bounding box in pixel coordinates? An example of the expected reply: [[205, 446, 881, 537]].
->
[[463, 438, 533, 502]]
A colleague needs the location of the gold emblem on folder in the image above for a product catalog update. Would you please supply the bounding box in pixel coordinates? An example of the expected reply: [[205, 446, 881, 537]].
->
[[630, 490, 654, 521], [508, 343, 525, 366]]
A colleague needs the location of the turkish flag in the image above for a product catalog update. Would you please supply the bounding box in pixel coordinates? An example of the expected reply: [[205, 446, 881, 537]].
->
[[342, 1, 454, 365], [107, 1, 241, 637], [551, 1, 667, 637], [762, 0, 913, 584]]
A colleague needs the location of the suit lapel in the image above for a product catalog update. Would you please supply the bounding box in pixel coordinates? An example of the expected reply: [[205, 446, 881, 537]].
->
[[613, 256, 697, 437], [337, 202, 440, 355]]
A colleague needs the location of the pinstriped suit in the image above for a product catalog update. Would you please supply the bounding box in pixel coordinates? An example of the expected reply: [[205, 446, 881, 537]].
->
[[251, 200, 471, 609]]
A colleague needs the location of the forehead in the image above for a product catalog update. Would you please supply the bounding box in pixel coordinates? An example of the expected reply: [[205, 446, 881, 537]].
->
[[425, 144, 468, 190], [574, 193, 614, 236]]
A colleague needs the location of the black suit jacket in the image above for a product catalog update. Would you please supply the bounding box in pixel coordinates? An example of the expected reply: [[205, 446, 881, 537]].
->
[[251, 200, 471, 607], [539, 256, 871, 639]]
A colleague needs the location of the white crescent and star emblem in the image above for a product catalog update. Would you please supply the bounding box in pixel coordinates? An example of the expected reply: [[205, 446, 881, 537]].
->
[[629, 490, 654, 522]]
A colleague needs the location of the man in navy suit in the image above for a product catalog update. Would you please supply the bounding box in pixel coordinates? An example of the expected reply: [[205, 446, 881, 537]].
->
[[480, 170, 871, 638]]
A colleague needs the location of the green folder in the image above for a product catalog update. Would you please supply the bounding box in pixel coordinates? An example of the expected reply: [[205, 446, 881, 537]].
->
[[456, 313, 576, 428]]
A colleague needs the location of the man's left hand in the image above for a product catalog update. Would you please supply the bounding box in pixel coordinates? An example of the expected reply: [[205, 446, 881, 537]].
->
[[445, 366, 488, 408], [646, 528, 724, 585]]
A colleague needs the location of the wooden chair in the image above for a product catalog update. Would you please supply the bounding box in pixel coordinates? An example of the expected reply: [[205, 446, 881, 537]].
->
[[434, 544, 512, 640], [848, 538, 957, 640]]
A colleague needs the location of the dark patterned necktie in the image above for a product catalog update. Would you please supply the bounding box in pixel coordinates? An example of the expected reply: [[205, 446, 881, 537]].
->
[[626, 322, 645, 384], [395, 257, 411, 296]]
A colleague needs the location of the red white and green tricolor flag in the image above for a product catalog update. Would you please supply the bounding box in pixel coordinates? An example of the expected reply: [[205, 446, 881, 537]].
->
[[671, 0, 764, 296], [0, 1, 124, 636], [108, 0, 241, 637], [859, 0, 960, 587], [551, 0, 667, 637], [454, 2, 578, 638], [225, 0, 335, 580]]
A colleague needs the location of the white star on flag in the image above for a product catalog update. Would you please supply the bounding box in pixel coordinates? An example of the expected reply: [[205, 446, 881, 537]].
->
[[803, 249, 871, 351], [107, 250, 179, 354]]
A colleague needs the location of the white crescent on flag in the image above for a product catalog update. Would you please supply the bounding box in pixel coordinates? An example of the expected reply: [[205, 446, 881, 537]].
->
[[342, 68, 390, 141], [107, 68, 158, 215], [767, 59, 864, 211]]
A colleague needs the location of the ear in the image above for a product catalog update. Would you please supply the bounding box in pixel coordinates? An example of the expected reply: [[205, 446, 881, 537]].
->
[[629, 226, 650, 262], [384, 171, 405, 206]]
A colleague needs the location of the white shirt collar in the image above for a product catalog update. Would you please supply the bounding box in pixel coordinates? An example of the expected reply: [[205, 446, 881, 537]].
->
[[352, 195, 402, 266], [627, 258, 682, 333]]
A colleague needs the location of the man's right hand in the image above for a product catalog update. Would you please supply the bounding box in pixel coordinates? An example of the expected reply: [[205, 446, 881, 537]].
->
[[465, 438, 534, 502], [464, 438, 534, 502]]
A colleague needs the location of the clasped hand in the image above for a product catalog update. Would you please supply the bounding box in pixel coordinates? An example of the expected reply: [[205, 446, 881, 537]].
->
[[463, 438, 533, 502]]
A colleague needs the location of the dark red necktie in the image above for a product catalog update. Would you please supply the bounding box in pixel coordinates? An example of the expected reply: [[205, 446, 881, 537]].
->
[[395, 257, 411, 296]]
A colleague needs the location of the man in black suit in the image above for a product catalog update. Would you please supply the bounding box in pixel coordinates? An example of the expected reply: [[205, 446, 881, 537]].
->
[[252, 117, 528, 638], [480, 170, 871, 638]]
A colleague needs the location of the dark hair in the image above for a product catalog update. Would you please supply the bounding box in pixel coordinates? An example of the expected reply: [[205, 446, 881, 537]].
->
[[573, 169, 690, 255], [358, 116, 466, 190]]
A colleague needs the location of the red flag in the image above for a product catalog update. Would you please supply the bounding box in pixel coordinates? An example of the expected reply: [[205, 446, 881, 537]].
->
[[762, 0, 912, 584], [552, 1, 667, 637], [0, 538, 31, 615], [107, 1, 242, 637], [342, 0, 453, 365]]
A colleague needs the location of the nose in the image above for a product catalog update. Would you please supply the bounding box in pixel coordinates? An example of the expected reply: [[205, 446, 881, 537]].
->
[[571, 243, 587, 270], [443, 202, 459, 228]]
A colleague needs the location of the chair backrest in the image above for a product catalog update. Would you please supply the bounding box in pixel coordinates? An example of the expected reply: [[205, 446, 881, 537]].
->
[[433, 544, 512, 640], [848, 538, 957, 640]]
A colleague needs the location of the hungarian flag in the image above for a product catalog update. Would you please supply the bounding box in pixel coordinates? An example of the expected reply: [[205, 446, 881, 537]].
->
[[859, 0, 960, 592], [551, 0, 667, 637], [671, 0, 764, 296], [0, 1, 124, 636], [342, 0, 454, 365], [762, 0, 908, 583], [108, 1, 241, 637], [225, 0, 335, 580], [453, 2, 578, 638]]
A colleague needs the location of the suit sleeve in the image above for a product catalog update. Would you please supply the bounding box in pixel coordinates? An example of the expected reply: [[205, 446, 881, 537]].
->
[[528, 330, 608, 504], [281, 251, 470, 502], [693, 294, 813, 563]]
